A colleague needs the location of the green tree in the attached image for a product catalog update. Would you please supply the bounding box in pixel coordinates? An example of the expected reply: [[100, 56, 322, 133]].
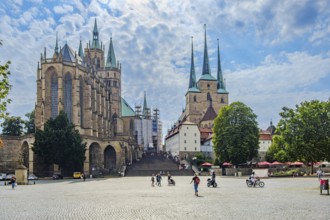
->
[[277, 100, 330, 163], [0, 40, 12, 119], [1, 116, 24, 136], [24, 110, 35, 134], [265, 135, 291, 162], [33, 111, 86, 174], [213, 101, 259, 165]]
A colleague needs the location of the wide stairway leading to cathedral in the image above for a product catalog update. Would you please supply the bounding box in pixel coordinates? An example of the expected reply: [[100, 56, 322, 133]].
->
[[125, 154, 194, 176]]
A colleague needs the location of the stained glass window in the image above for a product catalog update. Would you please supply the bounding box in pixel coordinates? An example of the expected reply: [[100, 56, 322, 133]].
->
[[51, 73, 58, 118], [80, 77, 84, 127], [64, 74, 72, 122]]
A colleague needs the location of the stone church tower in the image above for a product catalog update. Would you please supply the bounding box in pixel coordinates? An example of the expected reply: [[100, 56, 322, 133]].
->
[[183, 25, 229, 128], [35, 19, 122, 138]]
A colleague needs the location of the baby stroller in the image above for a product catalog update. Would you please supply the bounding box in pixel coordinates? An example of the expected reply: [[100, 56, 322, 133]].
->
[[168, 178, 175, 186]]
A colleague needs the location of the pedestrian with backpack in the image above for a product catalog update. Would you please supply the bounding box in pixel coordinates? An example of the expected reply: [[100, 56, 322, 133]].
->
[[190, 173, 200, 196]]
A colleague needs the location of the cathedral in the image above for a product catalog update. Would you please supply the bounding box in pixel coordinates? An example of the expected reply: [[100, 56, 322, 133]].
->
[[0, 19, 147, 176], [33, 19, 139, 176], [0, 19, 162, 176], [165, 25, 229, 158]]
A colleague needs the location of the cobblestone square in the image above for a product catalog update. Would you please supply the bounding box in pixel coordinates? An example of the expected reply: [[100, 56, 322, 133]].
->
[[0, 176, 329, 220]]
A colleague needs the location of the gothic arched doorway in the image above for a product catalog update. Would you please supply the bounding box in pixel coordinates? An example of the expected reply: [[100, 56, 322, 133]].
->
[[89, 143, 102, 175], [104, 146, 116, 173]]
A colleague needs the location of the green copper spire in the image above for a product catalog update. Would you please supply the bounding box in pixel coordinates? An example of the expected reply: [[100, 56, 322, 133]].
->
[[105, 37, 117, 68], [188, 37, 199, 92], [78, 39, 84, 58], [217, 39, 228, 94], [202, 24, 210, 76], [91, 18, 100, 49], [199, 24, 216, 81]]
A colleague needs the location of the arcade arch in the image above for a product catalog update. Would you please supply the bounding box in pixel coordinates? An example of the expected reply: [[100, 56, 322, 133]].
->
[[104, 145, 116, 172], [89, 142, 102, 175]]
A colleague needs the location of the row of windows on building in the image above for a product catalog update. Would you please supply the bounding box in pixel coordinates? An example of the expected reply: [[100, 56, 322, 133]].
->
[[105, 79, 119, 88], [192, 93, 225, 103], [183, 133, 197, 136], [184, 147, 198, 151], [183, 140, 198, 144]]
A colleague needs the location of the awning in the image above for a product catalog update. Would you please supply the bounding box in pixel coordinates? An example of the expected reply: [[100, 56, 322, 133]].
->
[[201, 162, 213, 167]]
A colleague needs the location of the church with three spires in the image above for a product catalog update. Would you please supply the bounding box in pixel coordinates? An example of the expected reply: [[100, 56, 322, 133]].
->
[[165, 25, 229, 160]]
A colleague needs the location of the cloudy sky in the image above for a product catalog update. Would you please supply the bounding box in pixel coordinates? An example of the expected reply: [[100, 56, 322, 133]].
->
[[0, 0, 330, 137]]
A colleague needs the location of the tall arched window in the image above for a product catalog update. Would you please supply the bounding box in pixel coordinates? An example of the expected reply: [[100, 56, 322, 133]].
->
[[207, 92, 212, 101], [51, 72, 58, 118], [79, 76, 84, 127], [64, 73, 72, 122]]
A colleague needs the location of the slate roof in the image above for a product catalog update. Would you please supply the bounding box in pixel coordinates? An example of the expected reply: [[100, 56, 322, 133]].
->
[[60, 44, 76, 62], [200, 105, 217, 122]]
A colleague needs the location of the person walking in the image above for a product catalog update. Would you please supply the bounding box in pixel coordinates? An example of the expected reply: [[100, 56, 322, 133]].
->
[[190, 173, 200, 196], [10, 175, 16, 189], [82, 173, 86, 181], [151, 174, 155, 187], [156, 173, 162, 186], [211, 170, 216, 184]]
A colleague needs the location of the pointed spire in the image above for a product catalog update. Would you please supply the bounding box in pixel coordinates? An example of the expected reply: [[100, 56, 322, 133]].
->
[[217, 39, 224, 89], [91, 18, 100, 49], [188, 37, 200, 92], [105, 37, 117, 68], [188, 36, 198, 92], [55, 33, 59, 55], [217, 39, 228, 94], [78, 39, 84, 58], [202, 24, 211, 76], [143, 91, 148, 117]]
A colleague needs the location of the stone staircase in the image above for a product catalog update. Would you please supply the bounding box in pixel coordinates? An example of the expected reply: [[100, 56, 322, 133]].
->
[[125, 155, 194, 176]]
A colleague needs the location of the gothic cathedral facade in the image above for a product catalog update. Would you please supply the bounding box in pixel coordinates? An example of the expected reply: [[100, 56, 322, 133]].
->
[[34, 19, 136, 176]]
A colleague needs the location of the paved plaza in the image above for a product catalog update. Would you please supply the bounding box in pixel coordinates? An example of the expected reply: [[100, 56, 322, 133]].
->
[[0, 176, 329, 220]]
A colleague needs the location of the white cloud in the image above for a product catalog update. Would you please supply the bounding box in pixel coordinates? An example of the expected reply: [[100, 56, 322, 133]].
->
[[228, 51, 330, 129], [53, 5, 74, 14]]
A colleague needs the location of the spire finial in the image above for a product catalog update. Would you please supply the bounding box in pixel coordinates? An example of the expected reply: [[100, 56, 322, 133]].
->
[[202, 24, 211, 76], [188, 36, 197, 90]]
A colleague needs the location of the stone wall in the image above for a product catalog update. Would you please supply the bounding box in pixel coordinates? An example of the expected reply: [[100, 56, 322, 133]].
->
[[0, 135, 33, 173]]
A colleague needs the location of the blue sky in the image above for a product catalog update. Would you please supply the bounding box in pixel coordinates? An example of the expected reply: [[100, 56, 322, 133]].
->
[[0, 0, 330, 137]]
